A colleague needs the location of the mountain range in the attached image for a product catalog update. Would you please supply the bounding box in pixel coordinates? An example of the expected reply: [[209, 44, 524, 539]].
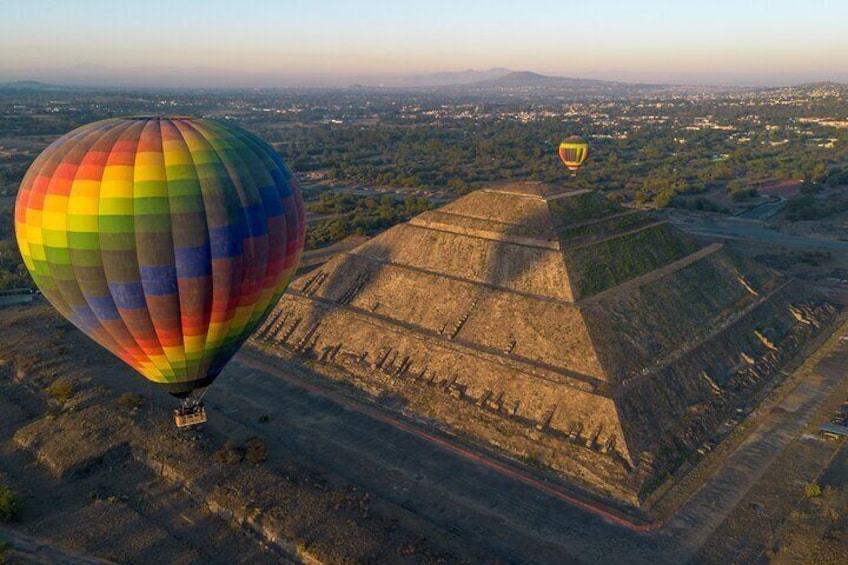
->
[[2, 69, 845, 94]]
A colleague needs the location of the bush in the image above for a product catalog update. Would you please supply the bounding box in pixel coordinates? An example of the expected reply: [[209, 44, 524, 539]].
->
[[213, 437, 268, 465], [0, 485, 18, 521], [245, 437, 268, 464], [692, 197, 726, 213], [117, 393, 145, 410], [45, 377, 74, 402], [785, 193, 848, 221], [804, 483, 822, 498], [214, 440, 245, 465], [653, 190, 674, 208], [730, 187, 758, 201]]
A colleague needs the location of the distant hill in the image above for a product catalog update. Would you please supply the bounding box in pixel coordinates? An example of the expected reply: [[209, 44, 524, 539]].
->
[[792, 81, 847, 88], [356, 68, 512, 88], [356, 68, 660, 96], [346, 68, 743, 98], [786, 81, 848, 92], [442, 69, 683, 98], [357, 69, 608, 89], [471, 71, 618, 88], [495, 71, 550, 82], [0, 80, 67, 91]]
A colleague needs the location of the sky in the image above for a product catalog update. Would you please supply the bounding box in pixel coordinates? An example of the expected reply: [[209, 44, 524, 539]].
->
[[2, 0, 848, 87]]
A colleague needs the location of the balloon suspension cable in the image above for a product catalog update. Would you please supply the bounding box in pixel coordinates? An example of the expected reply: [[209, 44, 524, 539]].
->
[[147, 380, 154, 425], [195, 386, 210, 403], [178, 396, 202, 412]]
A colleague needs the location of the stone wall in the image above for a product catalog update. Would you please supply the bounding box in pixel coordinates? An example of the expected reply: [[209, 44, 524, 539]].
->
[[615, 282, 837, 475], [347, 226, 575, 301], [584, 247, 776, 382]]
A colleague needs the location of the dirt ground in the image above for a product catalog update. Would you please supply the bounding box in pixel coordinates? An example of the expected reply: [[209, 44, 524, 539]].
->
[[0, 304, 481, 564], [766, 446, 848, 563], [0, 284, 847, 563]]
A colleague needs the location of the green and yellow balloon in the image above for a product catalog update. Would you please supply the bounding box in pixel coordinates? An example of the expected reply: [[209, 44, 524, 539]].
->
[[558, 135, 589, 176]]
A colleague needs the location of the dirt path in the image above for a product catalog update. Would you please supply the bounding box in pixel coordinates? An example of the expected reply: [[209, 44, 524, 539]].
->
[[0, 526, 115, 564], [673, 216, 848, 251]]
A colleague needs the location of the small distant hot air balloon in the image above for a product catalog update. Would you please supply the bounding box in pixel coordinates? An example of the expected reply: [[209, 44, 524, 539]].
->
[[558, 135, 589, 176], [15, 117, 305, 427]]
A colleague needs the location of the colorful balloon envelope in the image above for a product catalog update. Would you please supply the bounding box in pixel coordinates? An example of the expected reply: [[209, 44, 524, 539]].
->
[[15, 117, 305, 396], [558, 135, 589, 175]]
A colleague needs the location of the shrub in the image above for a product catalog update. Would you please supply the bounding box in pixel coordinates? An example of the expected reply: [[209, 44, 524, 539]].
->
[[653, 190, 675, 208], [117, 393, 145, 410], [245, 437, 268, 464], [0, 485, 18, 521], [804, 483, 822, 498], [214, 440, 245, 465], [692, 197, 725, 213], [730, 187, 758, 201], [45, 377, 74, 402]]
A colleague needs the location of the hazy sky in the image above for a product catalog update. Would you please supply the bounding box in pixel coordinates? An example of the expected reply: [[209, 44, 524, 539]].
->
[[2, 0, 848, 87]]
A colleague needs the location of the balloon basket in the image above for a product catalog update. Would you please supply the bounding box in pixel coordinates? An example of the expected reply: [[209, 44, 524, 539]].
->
[[174, 398, 207, 428]]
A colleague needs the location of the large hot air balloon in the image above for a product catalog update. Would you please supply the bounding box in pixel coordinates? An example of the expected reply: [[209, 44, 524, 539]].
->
[[558, 135, 589, 175], [15, 117, 305, 426]]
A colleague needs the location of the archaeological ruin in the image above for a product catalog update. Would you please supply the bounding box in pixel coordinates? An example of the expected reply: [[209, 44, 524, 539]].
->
[[250, 181, 839, 505]]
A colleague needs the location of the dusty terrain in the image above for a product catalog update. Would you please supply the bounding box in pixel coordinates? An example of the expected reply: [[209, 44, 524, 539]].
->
[[0, 292, 847, 563], [0, 304, 483, 564]]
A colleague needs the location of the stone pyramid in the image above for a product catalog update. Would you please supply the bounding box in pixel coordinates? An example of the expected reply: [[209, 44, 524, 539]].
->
[[253, 182, 837, 503]]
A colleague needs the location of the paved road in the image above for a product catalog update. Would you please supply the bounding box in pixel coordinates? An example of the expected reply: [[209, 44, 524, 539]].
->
[[735, 198, 786, 221], [672, 217, 848, 251]]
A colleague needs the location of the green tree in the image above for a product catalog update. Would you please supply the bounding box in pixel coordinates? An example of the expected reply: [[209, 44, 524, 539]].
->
[[328, 219, 350, 241]]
